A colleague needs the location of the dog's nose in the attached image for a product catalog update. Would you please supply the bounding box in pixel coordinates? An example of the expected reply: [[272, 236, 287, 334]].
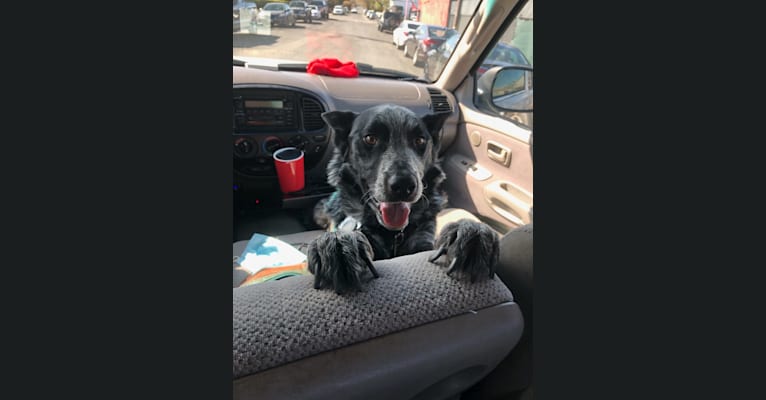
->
[[389, 175, 417, 199]]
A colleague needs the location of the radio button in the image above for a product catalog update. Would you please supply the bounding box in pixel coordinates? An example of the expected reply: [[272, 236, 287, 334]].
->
[[263, 137, 284, 154], [234, 137, 258, 158]]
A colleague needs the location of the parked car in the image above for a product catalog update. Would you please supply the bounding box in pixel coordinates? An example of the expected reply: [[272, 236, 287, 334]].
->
[[377, 6, 403, 32], [309, 0, 329, 20], [288, 1, 312, 23], [307, 4, 321, 19], [365, 9, 376, 19], [392, 20, 421, 49], [476, 42, 531, 77], [422, 33, 459, 82], [423, 39, 530, 83], [350, 7, 357, 13], [332, 5, 345, 15], [403, 24, 458, 67], [232, 1, 258, 32], [257, 2, 296, 27]]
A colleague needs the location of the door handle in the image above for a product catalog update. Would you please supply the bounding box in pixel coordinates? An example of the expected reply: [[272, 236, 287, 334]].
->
[[487, 141, 511, 167], [483, 181, 533, 226]]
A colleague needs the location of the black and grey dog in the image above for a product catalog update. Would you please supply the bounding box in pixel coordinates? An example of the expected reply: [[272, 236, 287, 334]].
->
[[307, 104, 499, 293]]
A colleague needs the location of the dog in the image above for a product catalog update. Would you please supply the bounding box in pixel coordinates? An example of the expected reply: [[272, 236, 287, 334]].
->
[[307, 104, 499, 294]]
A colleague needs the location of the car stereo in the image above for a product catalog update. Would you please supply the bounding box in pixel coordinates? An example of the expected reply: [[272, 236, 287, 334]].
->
[[233, 95, 296, 130]]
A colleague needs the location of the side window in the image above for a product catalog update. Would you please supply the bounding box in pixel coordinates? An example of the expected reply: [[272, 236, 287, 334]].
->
[[473, 0, 533, 129]]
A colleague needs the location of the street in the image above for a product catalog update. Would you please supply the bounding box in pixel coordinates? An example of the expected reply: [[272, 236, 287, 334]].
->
[[233, 12, 423, 77]]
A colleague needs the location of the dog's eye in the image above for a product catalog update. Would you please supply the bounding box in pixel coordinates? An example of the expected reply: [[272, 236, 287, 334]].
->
[[363, 135, 378, 146], [414, 137, 427, 147]]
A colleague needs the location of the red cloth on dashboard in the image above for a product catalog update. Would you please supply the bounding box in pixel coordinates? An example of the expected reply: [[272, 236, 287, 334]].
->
[[307, 58, 359, 78]]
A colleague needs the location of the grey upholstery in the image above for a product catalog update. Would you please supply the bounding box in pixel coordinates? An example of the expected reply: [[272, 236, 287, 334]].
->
[[233, 250, 516, 377], [234, 302, 522, 400], [232, 211, 524, 400]]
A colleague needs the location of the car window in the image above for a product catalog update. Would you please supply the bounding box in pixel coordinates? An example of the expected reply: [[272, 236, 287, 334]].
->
[[427, 26, 450, 38], [474, 0, 533, 129], [489, 47, 529, 65]]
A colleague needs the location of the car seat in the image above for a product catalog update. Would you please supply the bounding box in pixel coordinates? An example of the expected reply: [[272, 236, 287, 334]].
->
[[233, 250, 523, 400], [232, 206, 525, 400]]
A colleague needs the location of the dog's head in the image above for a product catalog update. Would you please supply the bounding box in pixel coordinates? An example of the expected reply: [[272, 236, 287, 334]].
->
[[322, 104, 450, 231]]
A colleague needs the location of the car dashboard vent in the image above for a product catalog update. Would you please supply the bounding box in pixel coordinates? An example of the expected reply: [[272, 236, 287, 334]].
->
[[302, 97, 325, 131], [427, 87, 452, 113]]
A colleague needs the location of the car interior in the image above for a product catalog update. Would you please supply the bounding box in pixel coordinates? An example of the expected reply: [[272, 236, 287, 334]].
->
[[233, 1, 533, 399]]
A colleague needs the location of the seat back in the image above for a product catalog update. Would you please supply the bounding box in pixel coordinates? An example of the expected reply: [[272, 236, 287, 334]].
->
[[233, 250, 524, 400]]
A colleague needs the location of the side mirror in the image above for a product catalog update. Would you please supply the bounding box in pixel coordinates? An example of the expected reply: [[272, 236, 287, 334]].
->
[[476, 65, 533, 113]]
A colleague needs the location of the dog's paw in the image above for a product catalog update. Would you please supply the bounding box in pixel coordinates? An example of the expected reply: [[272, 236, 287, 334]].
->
[[307, 231, 379, 294], [429, 219, 499, 282]]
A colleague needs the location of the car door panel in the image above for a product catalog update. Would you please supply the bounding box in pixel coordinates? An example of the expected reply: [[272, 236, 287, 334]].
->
[[442, 102, 532, 233]]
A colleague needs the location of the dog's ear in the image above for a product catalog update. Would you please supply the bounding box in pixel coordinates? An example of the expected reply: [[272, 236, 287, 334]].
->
[[421, 112, 451, 145], [322, 111, 358, 150]]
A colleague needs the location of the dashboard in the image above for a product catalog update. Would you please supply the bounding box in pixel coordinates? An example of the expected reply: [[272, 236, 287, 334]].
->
[[233, 64, 458, 209], [233, 86, 330, 177]]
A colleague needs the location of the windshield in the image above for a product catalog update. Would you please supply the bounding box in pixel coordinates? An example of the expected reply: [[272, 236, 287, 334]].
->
[[234, 1, 534, 83], [233, 0, 490, 81]]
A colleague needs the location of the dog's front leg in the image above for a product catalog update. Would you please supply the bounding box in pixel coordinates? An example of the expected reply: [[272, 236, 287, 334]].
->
[[307, 231, 378, 294], [429, 220, 499, 282]]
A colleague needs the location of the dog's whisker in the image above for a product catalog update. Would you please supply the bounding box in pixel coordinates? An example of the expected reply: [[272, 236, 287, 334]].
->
[[361, 190, 377, 206], [365, 195, 381, 207]]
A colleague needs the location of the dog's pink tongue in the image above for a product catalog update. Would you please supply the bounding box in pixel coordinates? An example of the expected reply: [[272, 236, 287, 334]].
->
[[380, 202, 411, 230]]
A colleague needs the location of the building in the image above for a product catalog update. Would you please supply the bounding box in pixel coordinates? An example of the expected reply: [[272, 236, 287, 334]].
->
[[418, 0, 532, 64], [418, 0, 479, 31]]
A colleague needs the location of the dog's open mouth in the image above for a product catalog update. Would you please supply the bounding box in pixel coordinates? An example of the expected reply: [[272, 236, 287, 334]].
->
[[379, 202, 412, 231]]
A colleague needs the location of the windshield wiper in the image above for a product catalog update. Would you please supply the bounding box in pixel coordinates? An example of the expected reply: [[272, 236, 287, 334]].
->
[[276, 63, 309, 72], [396, 76, 431, 83], [355, 63, 430, 82], [233, 59, 247, 67]]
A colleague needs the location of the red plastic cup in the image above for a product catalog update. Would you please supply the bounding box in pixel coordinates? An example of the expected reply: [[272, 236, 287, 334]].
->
[[273, 147, 305, 193]]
